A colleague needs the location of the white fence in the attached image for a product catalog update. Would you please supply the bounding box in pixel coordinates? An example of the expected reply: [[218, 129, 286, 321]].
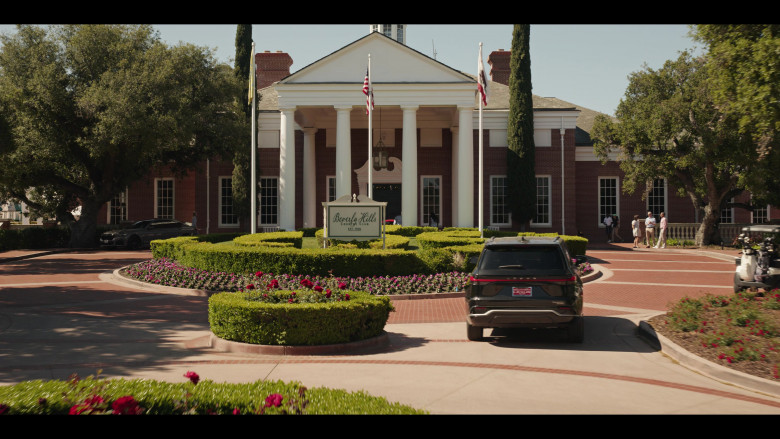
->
[[666, 223, 754, 244]]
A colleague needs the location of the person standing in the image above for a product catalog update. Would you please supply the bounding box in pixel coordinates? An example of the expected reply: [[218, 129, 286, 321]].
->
[[631, 214, 641, 248], [612, 215, 622, 242], [603, 214, 613, 243], [654, 212, 668, 249], [644, 211, 656, 248]]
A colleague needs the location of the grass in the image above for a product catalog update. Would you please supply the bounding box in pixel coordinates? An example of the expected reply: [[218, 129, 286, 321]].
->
[[648, 289, 780, 381]]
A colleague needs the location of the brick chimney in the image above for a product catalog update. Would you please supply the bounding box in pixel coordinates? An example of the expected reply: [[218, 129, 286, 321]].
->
[[487, 49, 511, 86], [255, 50, 293, 89]]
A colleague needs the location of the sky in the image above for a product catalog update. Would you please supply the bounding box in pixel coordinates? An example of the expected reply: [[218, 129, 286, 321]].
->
[[0, 24, 702, 117]]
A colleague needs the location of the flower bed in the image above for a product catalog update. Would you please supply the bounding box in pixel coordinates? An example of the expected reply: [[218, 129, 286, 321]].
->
[[0, 371, 426, 415], [122, 258, 471, 295], [648, 290, 780, 381]]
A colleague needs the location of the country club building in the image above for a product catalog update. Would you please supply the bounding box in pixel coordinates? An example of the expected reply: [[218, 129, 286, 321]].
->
[[91, 27, 776, 243]]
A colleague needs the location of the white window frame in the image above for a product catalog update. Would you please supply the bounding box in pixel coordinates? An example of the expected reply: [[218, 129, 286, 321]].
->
[[107, 187, 128, 225], [154, 178, 174, 220], [326, 176, 337, 202], [490, 175, 512, 226], [218, 176, 239, 228], [531, 175, 552, 227], [598, 177, 619, 227], [720, 197, 734, 224], [753, 202, 770, 224], [259, 177, 279, 226], [646, 178, 667, 217], [420, 175, 442, 226]]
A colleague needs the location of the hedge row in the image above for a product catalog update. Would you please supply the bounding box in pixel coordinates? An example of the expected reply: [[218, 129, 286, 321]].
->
[[208, 290, 393, 346], [233, 231, 303, 249], [0, 227, 70, 251], [314, 229, 409, 250]]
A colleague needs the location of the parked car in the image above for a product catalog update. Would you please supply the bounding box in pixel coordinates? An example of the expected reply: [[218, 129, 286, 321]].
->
[[465, 236, 587, 343], [734, 225, 780, 292], [100, 219, 196, 249]]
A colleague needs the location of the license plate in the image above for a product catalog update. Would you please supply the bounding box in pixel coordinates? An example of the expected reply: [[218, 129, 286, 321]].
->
[[512, 287, 532, 297]]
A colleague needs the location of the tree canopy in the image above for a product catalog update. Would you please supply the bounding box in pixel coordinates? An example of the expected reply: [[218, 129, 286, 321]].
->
[[591, 52, 759, 245], [506, 24, 536, 229], [0, 25, 247, 246]]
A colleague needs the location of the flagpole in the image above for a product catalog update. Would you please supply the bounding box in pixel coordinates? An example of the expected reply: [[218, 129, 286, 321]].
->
[[368, 54, 373, 200], [250, 42, 257, 234], [478, 43, 484, 239]]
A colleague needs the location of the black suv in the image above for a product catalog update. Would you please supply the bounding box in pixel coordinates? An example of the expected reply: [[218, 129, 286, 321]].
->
[[465, 236, 587, 343]]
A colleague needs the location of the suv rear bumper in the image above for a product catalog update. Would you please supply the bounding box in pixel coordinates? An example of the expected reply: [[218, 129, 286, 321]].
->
[[467, 309, 577, 328]]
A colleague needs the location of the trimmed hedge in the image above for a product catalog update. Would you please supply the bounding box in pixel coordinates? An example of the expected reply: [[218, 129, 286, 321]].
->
[[233, 231, 303, 249], [314, 228, 409, 249], [208, 290, 393, 346], [0, 226, 70, 251]]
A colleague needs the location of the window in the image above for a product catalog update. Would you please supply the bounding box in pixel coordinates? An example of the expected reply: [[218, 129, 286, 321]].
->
[[383, 24, 392, 38], [155, 179, 174, 219], [396, 25, 404, 43], [219, 177, 239, 227], [327, 176, 336, 202], [753, 204, 770, 224], [421, 176, 441, 225], [533, 176, 551, 226], [490, 176, 511, 225], [720, 197, 734, 224], [108, 189, 127, 225], [598, 177, 618, 225], [259, 177, 278, 225], [647, 178, 666, 216]]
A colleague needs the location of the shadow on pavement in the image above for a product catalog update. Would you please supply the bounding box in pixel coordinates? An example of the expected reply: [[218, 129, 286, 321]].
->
[[482, 315, 658, 353]]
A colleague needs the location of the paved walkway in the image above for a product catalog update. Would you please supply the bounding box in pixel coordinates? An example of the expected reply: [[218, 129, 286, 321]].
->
[[1, 244, 779, 414]]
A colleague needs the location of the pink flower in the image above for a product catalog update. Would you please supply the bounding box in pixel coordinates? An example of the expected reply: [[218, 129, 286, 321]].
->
[[184, 371, 200, 385], [265, 393, 284, 408], [111, 396, 142, 415], [233, 408, 241, 415]]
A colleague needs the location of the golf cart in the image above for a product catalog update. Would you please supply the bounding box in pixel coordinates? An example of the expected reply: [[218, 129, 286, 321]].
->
[[734, 225, 780, 292]]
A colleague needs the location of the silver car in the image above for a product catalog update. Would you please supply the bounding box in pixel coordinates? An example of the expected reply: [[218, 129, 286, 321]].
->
[[100, 219, 196, 249]]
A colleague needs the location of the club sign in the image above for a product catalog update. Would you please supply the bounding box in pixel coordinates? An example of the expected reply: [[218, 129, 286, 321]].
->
[[323, 194, 386, 241]]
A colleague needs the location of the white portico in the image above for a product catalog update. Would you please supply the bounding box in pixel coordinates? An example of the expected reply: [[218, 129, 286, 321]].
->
[[261, 32, 479, 231]]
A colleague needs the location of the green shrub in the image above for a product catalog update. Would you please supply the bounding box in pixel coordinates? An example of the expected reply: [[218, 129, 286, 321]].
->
[[233, 231, 303, 249], [297, 227, 320, 237], [208, 290, 394, 346], [315, 228, 409, 249], [383, 225, 438, 237], [0, 226, 70, 251]]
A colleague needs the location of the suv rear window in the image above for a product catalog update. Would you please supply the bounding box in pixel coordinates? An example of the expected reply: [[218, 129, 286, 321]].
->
[[477, 245, 567, 275]]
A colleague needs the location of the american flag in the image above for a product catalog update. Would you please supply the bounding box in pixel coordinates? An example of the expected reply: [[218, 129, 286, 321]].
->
[[363, 67, 374, 114], [477, 45, 488, 107]]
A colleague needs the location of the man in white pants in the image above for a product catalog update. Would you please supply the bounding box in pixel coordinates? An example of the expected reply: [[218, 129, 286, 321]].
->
[[654, 212, 668, 249], [644, 211, 656, 248]]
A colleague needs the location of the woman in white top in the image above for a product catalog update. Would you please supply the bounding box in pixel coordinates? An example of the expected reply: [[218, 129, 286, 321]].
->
[[631, 214, 641, 248]]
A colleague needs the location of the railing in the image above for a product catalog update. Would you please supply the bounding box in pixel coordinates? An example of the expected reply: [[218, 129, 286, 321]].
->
[[666, 223, 754, 244]]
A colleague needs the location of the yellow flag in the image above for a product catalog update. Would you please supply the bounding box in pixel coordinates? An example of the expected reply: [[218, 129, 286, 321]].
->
[[248, 44, 256, 105]]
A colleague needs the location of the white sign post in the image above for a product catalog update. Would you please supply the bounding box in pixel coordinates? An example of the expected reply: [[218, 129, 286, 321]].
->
[[323, 194, 387, 248]]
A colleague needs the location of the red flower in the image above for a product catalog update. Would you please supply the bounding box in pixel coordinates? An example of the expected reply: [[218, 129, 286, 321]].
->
[[0, 404, 8, 415], [314, 285, 323, 292], [288, 298, 294, 303], [255, 271, 263, 277], [338, 282, 347, 290], [184, 371, 200, 385], [325, 291, 332, 298], [246, 284, 255, 290], [345, 294, 350, 300], [265, 393, 284, 408], [233, 408, 241, 415], [112, 396, 142, 415]]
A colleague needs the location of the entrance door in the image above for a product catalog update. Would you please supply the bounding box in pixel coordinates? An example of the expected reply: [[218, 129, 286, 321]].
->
[[372, 183, 401, 223]]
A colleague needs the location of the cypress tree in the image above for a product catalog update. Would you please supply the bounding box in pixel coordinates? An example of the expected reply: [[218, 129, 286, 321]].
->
[[232, 24, 254, 223], [506, 24, 536, 230]]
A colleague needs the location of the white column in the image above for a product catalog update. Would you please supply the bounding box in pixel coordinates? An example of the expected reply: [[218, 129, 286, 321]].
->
[[302, 127, 317, 228], [401, 105, 418, 226], [279, 107, 296, 231], [457, 106, 474, 227], [450, 127, 459, 227], [335, 105, 352, 199]]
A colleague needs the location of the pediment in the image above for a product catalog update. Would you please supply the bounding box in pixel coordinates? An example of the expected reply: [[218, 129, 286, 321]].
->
[[280, 32, 474, 85]]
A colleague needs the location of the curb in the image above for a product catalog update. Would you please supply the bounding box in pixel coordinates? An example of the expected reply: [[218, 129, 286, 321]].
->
[[637, 320, 780, 398], [209, 332, 390, 356]]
